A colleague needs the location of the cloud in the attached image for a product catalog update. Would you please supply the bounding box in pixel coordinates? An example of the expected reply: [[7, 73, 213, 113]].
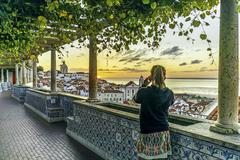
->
[[160, 46, 183, 56], [195, 49, 201, 52], [182, 67, 218, 73], [119, 49, 147, 63], [191, 59, 202, 64], [200, 67, 218, 72], [112, 65, 118, 68], [98, 67, 147, 73], [119, 67, 148, 72], [179, 62, 187, 66], [125, 50, 135, 55]]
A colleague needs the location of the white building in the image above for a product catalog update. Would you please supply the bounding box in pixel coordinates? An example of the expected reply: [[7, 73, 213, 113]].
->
[[120, 81, 139, 101], [97, 90, 124, 103], [72, 72, 89, 81]]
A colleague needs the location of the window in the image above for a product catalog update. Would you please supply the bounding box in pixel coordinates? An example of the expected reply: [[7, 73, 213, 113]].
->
[[132, 90, 134, 94]]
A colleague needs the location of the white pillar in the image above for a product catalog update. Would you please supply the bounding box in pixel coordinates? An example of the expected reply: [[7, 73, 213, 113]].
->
[[1, 69, 4, 82], [22, 61, 26, 85], [32, 61, 37, 88], [26, 68, 29, 83], [6, 69, 9, 82], [15, 64, 19, 85]]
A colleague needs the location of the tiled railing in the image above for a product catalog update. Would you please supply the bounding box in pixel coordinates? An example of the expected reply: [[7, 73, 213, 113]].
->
[[11, 87, 240, 160], [11, 85, 29, 103], [23, 89, 87, 122], [67, 101, 240, 160]]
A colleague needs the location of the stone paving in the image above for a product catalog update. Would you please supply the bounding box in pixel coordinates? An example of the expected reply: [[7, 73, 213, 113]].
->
[[0, 92, 103, 160]]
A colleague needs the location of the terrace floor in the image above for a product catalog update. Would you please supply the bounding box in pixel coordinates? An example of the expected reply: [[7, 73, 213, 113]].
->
[[0, 92, 103, 160]]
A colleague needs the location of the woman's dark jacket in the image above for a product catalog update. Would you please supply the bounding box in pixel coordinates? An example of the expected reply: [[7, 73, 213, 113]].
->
[[133, 86, 174, 134]]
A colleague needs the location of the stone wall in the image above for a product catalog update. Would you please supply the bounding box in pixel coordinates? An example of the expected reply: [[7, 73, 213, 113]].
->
[[67, 101, 240, 160]]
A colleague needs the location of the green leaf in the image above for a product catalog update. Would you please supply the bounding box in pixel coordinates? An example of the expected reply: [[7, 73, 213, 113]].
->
[[151, 2, 157, 9], [119, 13, 126, 18], [169, 23, 175, 29], [192, 20, 201, 27], [185, 17, 191, 22], [106, 0, 113, 7], [142, 0, 150, 5], [200, 34, 207, 40], [200, 13, 206, 19]]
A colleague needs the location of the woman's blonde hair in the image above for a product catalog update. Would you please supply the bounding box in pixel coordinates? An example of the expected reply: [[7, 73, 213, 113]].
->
[[151, 65, 166, 88]]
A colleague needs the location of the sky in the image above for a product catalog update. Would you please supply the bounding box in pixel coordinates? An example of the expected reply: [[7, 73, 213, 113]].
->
[[38, 6, 240, 79]]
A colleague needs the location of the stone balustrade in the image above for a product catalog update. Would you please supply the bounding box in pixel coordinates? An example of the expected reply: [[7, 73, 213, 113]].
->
[[66, 101, 240, 160]]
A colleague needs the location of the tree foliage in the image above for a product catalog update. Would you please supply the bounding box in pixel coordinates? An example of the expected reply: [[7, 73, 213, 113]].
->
[[45, 0, 219, 56], [0, 0, 219, 64], [37, 65, 44, 72], [0, 0, 47, 63]]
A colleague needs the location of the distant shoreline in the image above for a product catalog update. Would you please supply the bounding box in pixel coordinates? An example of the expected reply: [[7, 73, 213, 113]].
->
[[167, 78, 218, 80]]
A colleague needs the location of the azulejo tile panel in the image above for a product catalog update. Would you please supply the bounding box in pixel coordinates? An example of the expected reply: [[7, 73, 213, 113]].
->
[[25, 91, 64, 120], [171, 133, 240, 160], [25, 92, 47, 114], [59, 96, 75, 117], [67, 103, 240, 160], [11, 86, 28, 102]]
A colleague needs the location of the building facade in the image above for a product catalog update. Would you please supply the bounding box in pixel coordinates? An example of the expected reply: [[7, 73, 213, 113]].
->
[[97, 90, 124, 103]]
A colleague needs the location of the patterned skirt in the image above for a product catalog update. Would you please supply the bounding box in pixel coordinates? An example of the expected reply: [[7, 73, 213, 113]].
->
[[136, 131, 172, 159]]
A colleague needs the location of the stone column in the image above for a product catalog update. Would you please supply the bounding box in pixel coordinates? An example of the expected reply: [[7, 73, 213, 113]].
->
[[15, 64, 19, 85], [51, 49, 57, 92], [26, 68, 28, 83], [27, 68, 30, 83], [88, 37, 98, 101], [21, 61, 26, 85], [32, 60, 37, 88], [210, 0, 240, 134], [6, 69, 9, 82], [1, 69, 4, 82]]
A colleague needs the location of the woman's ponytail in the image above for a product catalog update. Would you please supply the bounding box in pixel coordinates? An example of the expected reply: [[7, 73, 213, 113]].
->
[[151, 65, 166, 88]]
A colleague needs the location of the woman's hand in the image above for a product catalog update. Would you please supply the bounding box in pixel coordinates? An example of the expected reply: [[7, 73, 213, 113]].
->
[[143, 76, 152, 86]]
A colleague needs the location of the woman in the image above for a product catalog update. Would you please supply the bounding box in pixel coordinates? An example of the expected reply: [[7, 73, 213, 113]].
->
[[133, 65, 174, 160]]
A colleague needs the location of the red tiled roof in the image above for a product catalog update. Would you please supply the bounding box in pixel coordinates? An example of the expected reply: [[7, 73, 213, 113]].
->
[[125, 81, 137, 87], [102, 90, 123, 93], [207, 106, 240, 122]]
